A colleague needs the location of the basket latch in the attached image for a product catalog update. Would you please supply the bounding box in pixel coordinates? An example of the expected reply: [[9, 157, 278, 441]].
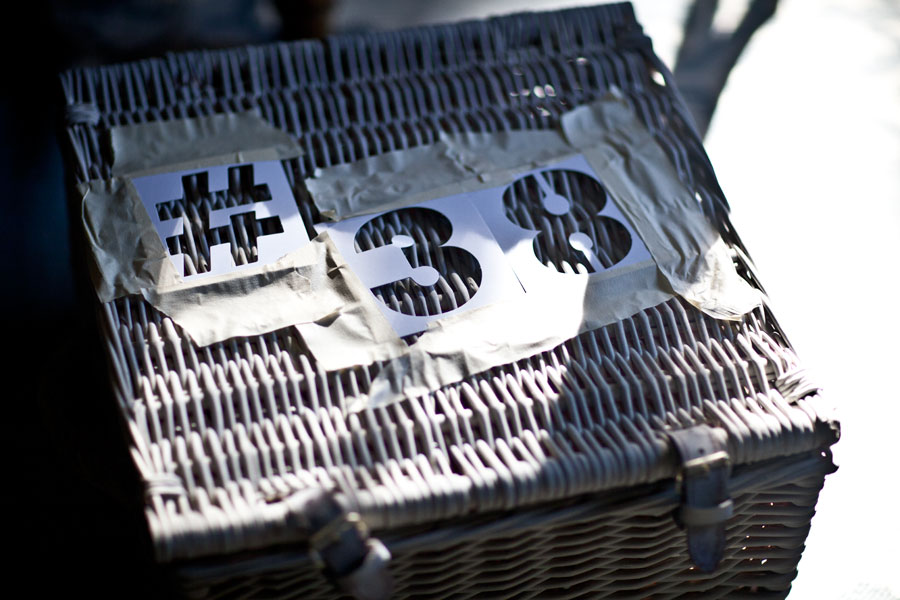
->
[[667, 425, 733, 573], [289, 490, 393, 600]]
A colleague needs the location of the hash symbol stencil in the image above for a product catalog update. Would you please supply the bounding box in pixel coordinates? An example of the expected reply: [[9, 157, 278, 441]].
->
[[132, 161, 309, 280]]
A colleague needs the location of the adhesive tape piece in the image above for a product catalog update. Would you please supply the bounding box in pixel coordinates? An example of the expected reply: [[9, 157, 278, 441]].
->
[[363, 260, 672, 409], [142, 232, 400, 348], [81, 177, 181, 302], [111, 110, 303, 178]]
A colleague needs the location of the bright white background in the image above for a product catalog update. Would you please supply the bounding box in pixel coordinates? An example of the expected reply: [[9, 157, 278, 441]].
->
[[705, 2, 900, 598], [335, 1, 900, 597]]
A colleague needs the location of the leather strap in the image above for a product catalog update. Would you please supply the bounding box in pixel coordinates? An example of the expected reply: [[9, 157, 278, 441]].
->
[[667, 425, 732, 572], [288, 490, 393, 600]]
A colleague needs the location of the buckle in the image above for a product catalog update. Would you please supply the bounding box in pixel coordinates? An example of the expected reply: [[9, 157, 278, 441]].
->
[[308, 512, 368, 569], [286, 489, 392, 599]]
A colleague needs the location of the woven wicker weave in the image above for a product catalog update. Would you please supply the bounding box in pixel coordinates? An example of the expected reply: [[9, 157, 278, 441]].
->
[[58, 3, 838, 598]]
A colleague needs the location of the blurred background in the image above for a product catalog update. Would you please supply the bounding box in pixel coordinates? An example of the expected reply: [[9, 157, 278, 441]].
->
[[2, 0, 897, 598]]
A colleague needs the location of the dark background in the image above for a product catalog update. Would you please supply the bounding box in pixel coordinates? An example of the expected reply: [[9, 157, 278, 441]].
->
[[1, 2, 330, 595]]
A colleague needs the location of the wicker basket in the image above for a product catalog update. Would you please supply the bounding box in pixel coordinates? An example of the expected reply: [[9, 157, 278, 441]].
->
[[58, 3, 839, 598]]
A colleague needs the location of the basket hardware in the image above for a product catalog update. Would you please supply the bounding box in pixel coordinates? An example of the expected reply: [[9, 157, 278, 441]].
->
[[667, 425, 733, 573], [289, 490, 394, 600]]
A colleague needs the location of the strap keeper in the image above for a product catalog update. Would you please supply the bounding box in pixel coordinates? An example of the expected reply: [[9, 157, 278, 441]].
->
[[680, 499, 734, 527], [287, 489, 393, 600]]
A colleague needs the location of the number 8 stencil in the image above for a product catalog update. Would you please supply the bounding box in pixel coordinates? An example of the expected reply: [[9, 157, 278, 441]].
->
[[473, 154, 652, 294]]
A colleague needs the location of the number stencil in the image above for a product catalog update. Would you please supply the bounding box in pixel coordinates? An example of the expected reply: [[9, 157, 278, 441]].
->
[[319, 155, 652, 337], [132, 161, 309, 279], [317, 195, 524, 338], [475, 154, 652, 296]]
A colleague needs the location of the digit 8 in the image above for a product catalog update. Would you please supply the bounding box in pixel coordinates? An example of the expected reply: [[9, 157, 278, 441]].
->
[[502, 169, 632, 274]]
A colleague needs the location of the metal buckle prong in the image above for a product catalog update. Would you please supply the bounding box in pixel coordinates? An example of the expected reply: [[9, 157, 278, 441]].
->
[[308, 511, 368, 569], [682, 450, 730, 477]]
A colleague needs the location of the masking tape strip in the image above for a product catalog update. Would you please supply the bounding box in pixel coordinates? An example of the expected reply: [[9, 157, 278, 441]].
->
[[305, 99, 652, 222], [562, 101, 761, 320], [364, 261, 672, 408], [144, 233, 406, 350], [81, 176, 182, 302], [111, 110, 303, 178], [306, 129, 575, 221]]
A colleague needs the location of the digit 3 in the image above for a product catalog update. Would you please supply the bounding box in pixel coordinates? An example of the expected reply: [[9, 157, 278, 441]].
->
[[353, 206, 483, 317]]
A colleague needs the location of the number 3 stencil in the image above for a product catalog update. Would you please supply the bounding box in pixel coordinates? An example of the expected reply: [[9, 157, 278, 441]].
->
[[317, 196, 524, 338]]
